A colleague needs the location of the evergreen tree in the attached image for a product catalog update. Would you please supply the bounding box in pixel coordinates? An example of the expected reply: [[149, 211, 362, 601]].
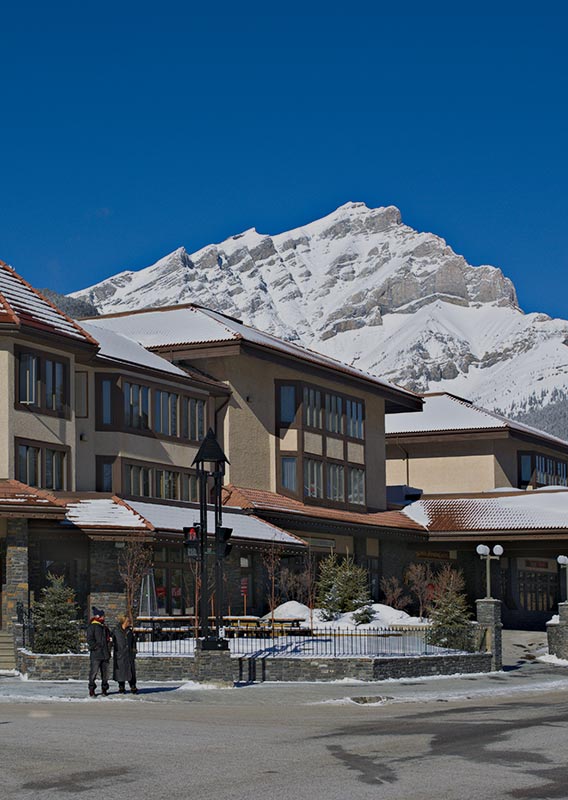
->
[[428, 565, 473, 650], [33, 574, 81, 654], [316, 554, 373, 623]]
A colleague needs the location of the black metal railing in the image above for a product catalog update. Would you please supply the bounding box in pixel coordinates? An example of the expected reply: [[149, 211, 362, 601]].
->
[[133, 623, 490, 659]]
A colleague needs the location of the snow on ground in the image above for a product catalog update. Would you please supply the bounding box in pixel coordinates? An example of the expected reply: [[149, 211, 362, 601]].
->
[[538, 654, 568, 667], [262, 601, 427, 628]]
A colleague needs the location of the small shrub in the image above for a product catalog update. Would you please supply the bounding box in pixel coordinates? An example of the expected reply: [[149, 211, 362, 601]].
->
[[33, 574, 81, 654]]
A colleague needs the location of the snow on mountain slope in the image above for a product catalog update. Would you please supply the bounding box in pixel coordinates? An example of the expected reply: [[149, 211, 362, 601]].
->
[[70, 202, 568, 425]]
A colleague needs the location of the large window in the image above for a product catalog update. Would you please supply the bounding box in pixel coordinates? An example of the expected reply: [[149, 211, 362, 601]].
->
[[16, 349, 69, 417], [346, 399, 364, 439], [16, 439, 68, 490], [304, 387, 322, 429], [304, 459, 323, 498], [279, 385, 296, 425], [327, 463, 345, 502], [19, 353, 39, 406], [519, 452, 568, 489], [155, 391, 178, 436], [123, 382, 150, 430], [156, 469, 179, 500], [182, 397, 206, 441], [281, 457, 297, 492], [125, 464, 152, 497], [17, 443, 40, 486], [348, 467, 365, 505], [326, 394, 343, 434]]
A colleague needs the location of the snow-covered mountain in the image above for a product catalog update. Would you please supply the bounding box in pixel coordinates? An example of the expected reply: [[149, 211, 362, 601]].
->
[[70, 202, 568, 434]]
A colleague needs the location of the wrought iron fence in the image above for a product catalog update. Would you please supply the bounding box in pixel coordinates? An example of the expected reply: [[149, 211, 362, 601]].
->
[[133, 622, 490, 659]]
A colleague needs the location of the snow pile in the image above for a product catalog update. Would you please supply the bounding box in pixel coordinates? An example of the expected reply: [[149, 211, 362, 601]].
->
[[262, 601, 426, 629]]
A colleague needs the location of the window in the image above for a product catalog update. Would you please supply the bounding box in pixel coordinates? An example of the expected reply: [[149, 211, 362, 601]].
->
[[45, 449, 65, 490], [97, 457, 114, 492], [18, 444, 40, 486], [182, 397, 206, 441], [181, 473, 199, 502], [280, 385, 296, 425], [19, 353, 39, 405], [518, 452, 568, 488], [101, 378, 113, 425], [156, 469, 178, 500], [346, 399, 364, 439], [327, 463, 345, 502], [155, 391, 178, 436], [304, 459, 323, 498], [281, 457, 297, 492], [326, 394, 343, 434], [125, 464, 152, 497], [16, 440, 68, 490], [75, 372, 88, 418], [16, 349, 69, 416], [303, 387, 322, 429], [45, 359, 66, 412], [123, 382, 150, 429], [348, 467, 365, 505]]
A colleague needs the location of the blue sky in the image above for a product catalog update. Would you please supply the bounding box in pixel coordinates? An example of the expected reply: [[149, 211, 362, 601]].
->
[[1, 3, 566, 316]]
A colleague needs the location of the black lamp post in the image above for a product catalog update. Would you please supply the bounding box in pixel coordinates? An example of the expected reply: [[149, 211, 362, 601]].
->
[[192, 428, 231, 650]]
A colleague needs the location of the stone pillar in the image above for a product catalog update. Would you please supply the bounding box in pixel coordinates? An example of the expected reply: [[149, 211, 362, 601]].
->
[[194, 639, 233, 685], [88, 541, 127, 623], [547, 602, 568, 659], [2, 519, 29, 631], [476, 598, 502, 671]]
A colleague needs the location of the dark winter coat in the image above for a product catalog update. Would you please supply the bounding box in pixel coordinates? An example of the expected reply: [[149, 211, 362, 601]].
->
[[86, 620, 112, 661], [112, 626, 137, 683]]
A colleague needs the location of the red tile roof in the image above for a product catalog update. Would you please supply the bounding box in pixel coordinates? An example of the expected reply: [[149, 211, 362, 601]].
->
[[0, 480, 66, 517], [223, 485, 427, 534], [0, 261, 98, 345]]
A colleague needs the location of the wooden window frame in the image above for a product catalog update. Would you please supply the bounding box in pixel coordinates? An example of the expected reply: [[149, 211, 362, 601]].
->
[[14, 346, 71, 420], [119, 457, 199, 502], [517, 450, 568, 489], [15, 437, 71, 490]]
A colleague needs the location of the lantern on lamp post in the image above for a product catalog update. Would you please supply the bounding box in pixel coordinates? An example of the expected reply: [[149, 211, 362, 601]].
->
[[476, 544, 504, 599]]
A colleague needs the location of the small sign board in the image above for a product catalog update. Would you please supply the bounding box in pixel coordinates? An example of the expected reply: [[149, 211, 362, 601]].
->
[[240, 578, 248, 597]]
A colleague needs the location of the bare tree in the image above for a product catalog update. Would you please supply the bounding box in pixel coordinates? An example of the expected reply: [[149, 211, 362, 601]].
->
[[262, 542, 282, 627], [405, 562, 434, 620], [117, 541, 153, 621], [380, 575, 411, 611]]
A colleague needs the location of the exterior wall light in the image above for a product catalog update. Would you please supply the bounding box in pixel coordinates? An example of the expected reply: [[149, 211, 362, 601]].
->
[[476, 544, 504, 599]]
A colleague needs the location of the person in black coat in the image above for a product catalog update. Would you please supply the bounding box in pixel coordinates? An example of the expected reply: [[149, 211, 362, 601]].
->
[[112, 614, 138, 694], [86, 607, 112, 697]]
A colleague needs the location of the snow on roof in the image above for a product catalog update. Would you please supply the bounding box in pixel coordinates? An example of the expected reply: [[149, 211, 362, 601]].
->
[[65, 498, 149, 529], [127, 500, 306, 547], [81, 321, 192, 379], [403, 488, 568, 532], [386, 392, 568, 449], [87, 305, 421, 407], [0, 261, 96, 344]]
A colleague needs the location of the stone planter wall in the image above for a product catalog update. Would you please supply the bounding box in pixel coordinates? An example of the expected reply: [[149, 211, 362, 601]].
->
[[17, 650, 492, 683]]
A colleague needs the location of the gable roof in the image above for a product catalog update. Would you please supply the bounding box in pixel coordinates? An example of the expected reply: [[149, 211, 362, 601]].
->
[[403, 488, 568, 537], [0, 261, 97, 346], [83, 304, 422, 413], [385, 392, 568, 452], [223, 485, 427, 535]]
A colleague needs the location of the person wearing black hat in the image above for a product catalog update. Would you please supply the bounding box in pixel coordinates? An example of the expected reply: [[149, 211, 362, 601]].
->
[[86, 607, 112, 697]]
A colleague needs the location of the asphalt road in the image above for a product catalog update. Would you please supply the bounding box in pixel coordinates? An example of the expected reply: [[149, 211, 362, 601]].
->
[[2, 682, 568, 800]]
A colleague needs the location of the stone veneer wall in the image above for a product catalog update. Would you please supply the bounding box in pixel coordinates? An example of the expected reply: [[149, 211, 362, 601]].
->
[[17, 651, 492, 682], [2, 519, 29, 630]]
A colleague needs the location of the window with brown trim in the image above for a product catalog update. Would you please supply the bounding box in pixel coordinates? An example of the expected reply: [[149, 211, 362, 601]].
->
[[120, 458, 199, 502], [15, 347, 70, 419], [155, 390, 178, 436], [15, 438, 69, 490], [518, 451, 568, 489], [123, 381, 150, 430], [304, 458, 323, 499], [96, 456, 115, 492], [181, 397, 206, 441]]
